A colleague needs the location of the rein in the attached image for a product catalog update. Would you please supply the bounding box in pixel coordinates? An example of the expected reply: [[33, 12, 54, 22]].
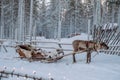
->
[[92, 43, 99, 58]]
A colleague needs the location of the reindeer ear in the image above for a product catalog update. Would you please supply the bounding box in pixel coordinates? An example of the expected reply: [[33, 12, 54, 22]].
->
[[101, 42, 107, 47], [28, 44, 31, 47]]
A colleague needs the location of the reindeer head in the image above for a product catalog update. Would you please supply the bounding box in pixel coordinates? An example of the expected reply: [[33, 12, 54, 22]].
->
[[100, 42, 109, 50]]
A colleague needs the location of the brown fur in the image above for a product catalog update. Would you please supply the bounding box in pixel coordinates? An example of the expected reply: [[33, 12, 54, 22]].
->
[[31, 52, 45, 59], [16, 48, 26, 58], [72, 40, 109, 63]]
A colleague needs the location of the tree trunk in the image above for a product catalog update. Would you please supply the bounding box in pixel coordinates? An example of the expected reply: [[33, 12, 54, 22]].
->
[[29, 0, 33, 42], [0, 0, 4, 39]]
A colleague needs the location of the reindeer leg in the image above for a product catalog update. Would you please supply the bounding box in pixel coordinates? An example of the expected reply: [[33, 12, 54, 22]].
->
[[86, 51, 91, 63], [86, 52, 89, 63], [89, 52, 91, 63], [73, 53, 76, 63]]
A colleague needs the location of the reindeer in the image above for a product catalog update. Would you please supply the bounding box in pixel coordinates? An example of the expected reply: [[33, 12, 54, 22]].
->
[[72, 40, 109, 63]]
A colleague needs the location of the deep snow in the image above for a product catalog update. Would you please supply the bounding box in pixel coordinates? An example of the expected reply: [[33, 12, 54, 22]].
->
[[0, 33, 120, 80]]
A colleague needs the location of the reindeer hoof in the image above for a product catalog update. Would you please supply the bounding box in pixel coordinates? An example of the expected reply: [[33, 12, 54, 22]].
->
[[86, 61, 90, 64], [72, 61, 76, 64]]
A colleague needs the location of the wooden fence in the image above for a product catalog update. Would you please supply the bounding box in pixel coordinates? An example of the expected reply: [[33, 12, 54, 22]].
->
[[0, 67, 53, 80], [1, 24, 120, 56], [0, 40, 73, 52], [93, 24, 120, 56]]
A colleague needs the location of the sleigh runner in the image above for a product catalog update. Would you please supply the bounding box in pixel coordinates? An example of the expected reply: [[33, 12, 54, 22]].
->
[[16, 44, 64, 63]]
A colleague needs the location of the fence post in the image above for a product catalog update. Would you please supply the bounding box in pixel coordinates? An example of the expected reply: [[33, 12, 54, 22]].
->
[[118, 5, 120, 33]]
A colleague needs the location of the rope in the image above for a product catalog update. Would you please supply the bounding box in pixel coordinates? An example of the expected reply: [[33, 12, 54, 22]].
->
[[62, 50, 87, 57], [92, 52, 99, 58]]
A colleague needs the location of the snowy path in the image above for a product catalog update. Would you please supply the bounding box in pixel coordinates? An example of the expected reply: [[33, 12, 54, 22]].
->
[[0, 34, 120, 80]]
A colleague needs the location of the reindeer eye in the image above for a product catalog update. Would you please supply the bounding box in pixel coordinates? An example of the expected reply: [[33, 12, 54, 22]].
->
[[49, 56, 52, 58]]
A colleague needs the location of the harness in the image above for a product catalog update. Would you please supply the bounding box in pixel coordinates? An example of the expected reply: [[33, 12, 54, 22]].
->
[[86, 41, 96, 51], [85, 41, 99, 53], [93, 43, 97, 51], [85, 41, 99, 59]]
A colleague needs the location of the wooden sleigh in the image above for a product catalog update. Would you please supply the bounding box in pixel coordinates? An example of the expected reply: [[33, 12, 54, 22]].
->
[[15, 44, 93, 63], [16, 44, 64, 63]]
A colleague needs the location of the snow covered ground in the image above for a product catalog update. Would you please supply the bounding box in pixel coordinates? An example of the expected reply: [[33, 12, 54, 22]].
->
[[0, 33, 120, 80]]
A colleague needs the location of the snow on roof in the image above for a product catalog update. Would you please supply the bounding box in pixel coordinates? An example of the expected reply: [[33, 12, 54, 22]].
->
[[102, 23, 118, 30]]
